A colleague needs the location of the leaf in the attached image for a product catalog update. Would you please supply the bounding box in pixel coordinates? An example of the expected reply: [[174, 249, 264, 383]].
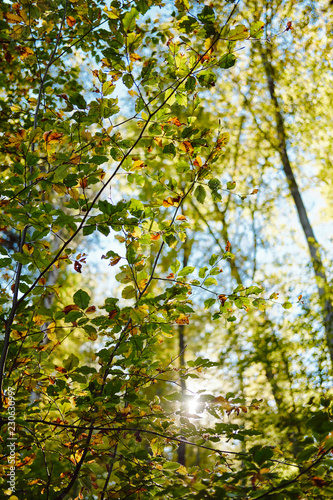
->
[[123, 7, 139, 32], [122, 285, 136, 299], [227, 181, 236, 190], [228, 25, 249, 41], [73, 289, 91, 309], [203, 277, 217, 286], [64, 354, 79, 372], [250, 21, 265, 39], [194, 185, 206, 204], [66, 16, 76, 27], [102, 81, 115, 96], [218, 53, 236, 69], [282, 301, 292, 309], [178, 266, 195, 277]]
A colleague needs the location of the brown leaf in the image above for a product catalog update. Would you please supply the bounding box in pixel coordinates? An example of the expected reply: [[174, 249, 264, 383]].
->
[[85, 306, 96, 314], [110, 256, 121, 266], [286, 21, 293, 31], [55, 366, 67, 373], [63, 304, 80, 314], [225, 240, 231, 252], [218, 294, 227, 306], [74, 261, 82, 273], [108, 309, 118, 319]]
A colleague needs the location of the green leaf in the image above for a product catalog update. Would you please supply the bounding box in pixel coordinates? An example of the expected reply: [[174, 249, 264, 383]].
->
[[218, 53, 236, 69], [194, 185, 206, 204], [122, 285, 136, 299], [204, 298, 216, 309], [228, 25, 249, 41], [250, 21, 265, 39], [185, 76, 196, 92], [64, 354, 79, 372], [122, 7, 139, 32], [163, 143, 176, 157], [178, 266, 195, 277], [73, 289, 91, 309], [203, 277, 217, 286], [282, 301, 292, 309], [209, 254, 219, 266], [227, 181, 236, 190], [123, 74, 134, 89], [102, 81, 115, 96]]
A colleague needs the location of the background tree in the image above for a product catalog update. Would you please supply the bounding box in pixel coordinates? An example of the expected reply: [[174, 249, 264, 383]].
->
[[1, 0, 333, 499]]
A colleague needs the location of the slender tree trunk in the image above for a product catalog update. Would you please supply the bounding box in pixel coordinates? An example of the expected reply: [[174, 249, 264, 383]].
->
[[260, 46, 333, 367], [177, 322, 186, 466], [177, 234, 190, 466]]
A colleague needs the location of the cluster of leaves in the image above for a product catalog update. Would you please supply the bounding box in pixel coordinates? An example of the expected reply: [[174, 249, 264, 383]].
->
[[0, 0, 332, 499]]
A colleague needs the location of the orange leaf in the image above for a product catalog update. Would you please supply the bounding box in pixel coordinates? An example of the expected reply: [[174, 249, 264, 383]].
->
[[168, 117, 183, 127], [175, 314, 190, 325], [176, 215, 187, 221], [66, 16, 76, 27], [218, 294, 227, 306], [225, 240, 231, 252], [38, 277, 46, 285], [55, 366, 67, 373], [43, 131, 64, 143], [166, 273, 174, 279], [286, 21, 293, 31], [79, 177, 88, 189], [150, 233, 160, 241], [163, 197, 174, 207], [251, 188, 258, 194]]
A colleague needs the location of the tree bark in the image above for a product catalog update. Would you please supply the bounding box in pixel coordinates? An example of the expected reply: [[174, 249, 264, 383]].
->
[[260, 46, 333, 367]]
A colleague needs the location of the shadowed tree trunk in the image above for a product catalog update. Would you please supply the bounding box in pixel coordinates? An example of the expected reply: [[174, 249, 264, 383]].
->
[[260, 46, 333, 368]]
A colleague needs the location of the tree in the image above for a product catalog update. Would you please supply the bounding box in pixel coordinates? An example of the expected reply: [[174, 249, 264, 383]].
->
[[1, 0, 333, 499]]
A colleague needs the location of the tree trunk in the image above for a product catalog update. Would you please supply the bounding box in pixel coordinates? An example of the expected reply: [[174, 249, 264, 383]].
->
[[260, 46, 333, 367]]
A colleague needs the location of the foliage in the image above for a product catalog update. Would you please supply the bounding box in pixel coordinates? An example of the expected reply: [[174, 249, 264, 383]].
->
[[0, 0, 332, 499]]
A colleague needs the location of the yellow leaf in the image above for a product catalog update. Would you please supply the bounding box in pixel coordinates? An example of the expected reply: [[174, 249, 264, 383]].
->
[[132, 159, 144, 170], [176, 215, 187, 221], [5, 13, 22, 23], [130, 53, 141, 61], [162, 197, 174, 207], [68, 188, 79, 200], [19, 46, 34, 59], [53, 184, 67, 194], [193, 156, 202, 168], [176, 465, 187, 475], [128, 90, 138, 97]]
